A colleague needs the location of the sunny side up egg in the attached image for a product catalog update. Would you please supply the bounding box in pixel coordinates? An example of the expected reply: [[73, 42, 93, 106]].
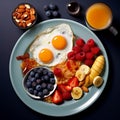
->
[[29, 23, 74, 67]]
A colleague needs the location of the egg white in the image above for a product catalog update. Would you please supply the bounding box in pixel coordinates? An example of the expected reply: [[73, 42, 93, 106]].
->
[[29, 23, 74, 67]]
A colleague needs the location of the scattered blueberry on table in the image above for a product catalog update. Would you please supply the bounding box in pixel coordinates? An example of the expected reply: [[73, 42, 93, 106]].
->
[[43, 3, 60, 18]]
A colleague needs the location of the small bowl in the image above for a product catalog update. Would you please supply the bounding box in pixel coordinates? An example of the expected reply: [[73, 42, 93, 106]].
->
[[22, 66, 57, 99], [66, 1, 81, 16], [12, 3, 37, 29]]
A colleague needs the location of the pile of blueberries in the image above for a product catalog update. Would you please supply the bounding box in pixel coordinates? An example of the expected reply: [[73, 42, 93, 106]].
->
[[24, 67, 56, 99], [43, 3, 60, 18]]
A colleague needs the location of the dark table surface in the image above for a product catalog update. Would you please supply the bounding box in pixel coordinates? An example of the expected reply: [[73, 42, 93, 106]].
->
[[0, 0, 120, 119]]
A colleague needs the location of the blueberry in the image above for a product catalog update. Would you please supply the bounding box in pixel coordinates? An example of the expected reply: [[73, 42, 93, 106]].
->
[[47, 83, 54, 91], [36, 79, 42, 84], [28, 88, 34, 94], [43, 5, 49, 11], [49, 3, 56, 10], [32, 81, 37, 88], [41, 82, 47, 89], [43, 75, 49, 82], [52, 11, 59, 17], [33, 90, 38, 96], [43, 69, 48, 75], [48, 71, 54, 77], [38, 91, 44, 98], [40, 76, 45, 82], [45, 10, 52, 17], [37, 69, 43, 75], [50, 78, 55, 84], [36, 85, 42, 91], [29, 71, 35, 77], [43, 89, 49, 95], [35, 73, 39, 79], [30, 77, 36, 82], [26, 81, 31, 88]]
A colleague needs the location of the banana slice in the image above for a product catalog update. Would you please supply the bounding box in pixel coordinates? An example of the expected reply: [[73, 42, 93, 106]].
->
[[93, 76, 103, 87], [79, 64, 90, 75], [75, 71, 86, 81], [71, 87, 83, 99]]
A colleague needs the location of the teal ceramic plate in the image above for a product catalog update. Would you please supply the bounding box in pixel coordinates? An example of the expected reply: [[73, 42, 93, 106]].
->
[[9, 19, 109, 117]]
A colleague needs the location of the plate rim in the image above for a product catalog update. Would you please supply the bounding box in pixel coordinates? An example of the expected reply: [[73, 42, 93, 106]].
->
[[9, 18, 109, 117]]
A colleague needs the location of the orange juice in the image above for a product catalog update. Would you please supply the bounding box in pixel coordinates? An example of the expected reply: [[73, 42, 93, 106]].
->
[[86, 3, 112, 30]]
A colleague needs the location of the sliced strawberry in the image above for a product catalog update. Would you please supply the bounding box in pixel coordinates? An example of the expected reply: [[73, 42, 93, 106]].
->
[[53, 67, 62, 77], [52, 90, 63, 104], [65, 85, 72, 92], [66, 60, 77, 70], [67, 76, 79, 88], [58, 84, 72, 100], [62, 91, 71, 100]]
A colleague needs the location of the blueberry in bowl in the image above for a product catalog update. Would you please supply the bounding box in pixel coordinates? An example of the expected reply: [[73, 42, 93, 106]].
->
[[12, 3, 37, 29], [23, 66, 57, 99]]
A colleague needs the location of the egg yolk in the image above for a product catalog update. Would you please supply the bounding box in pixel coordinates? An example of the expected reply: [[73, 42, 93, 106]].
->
[[52, 35, 67, 50], [38, 48, 53, 63]]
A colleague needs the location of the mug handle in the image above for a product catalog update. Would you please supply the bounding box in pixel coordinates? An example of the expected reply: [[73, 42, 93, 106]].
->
[[109, 26, 118, 36]]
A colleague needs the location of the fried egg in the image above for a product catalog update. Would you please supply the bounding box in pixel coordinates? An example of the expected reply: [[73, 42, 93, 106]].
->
[[29, 23, 73, 67]]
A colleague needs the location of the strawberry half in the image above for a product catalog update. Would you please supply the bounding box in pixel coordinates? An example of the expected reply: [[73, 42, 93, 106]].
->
[[58, 84, 72, 100], [52, 90, 63, 104], [67, 76, 79, 88]]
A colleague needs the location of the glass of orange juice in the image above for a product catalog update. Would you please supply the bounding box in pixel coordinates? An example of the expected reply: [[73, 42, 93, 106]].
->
[[85, 3, 118, 35], [86, 3, 112, 30]]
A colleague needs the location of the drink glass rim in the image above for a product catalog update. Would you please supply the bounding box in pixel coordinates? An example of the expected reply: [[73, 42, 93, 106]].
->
[[85, 2, 113, 31]]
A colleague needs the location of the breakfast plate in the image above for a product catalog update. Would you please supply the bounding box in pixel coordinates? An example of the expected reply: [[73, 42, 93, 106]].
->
[[9, 19, 109, 116]]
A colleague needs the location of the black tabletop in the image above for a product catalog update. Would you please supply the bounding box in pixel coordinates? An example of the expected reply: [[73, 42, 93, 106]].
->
[[0, 0, 120, 119]]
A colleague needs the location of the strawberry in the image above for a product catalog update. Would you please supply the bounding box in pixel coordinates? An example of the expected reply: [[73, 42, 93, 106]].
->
[[75, 51, 85, 61], [65, 85, 72, 92], [58, 84, 72, 100], [52, 90, 63, 104], [67, 77, 79, 88], [82, 44, 90, 52], [67, 51, 75, 60], [91, 47, 100, 55], [85, 52, 94, 59], [87, 39, 95, 47], [76, 38, 85, 47], [53, 67, 62, 77], [66, 60, 77, 70]]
